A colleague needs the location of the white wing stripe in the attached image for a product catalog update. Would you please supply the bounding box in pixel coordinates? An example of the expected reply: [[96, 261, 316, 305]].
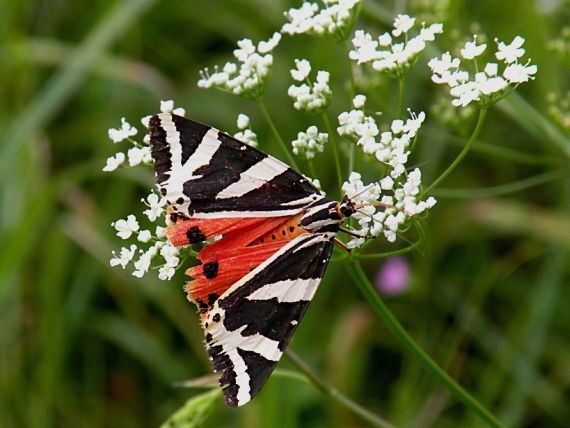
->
[[216, 157, 289, 199], [246, 278, 320, 303]]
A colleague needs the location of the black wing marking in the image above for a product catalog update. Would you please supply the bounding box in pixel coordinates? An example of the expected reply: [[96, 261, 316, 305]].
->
[[149, 113, 322, 218], [200, 232, 335, 407]]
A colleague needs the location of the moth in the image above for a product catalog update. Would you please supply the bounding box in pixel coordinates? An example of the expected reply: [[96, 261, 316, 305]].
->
[[149, 113, 359, 407]]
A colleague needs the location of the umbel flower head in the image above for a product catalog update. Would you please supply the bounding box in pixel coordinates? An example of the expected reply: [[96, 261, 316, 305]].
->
[[350, 14, 443, 78], [288, 59, 332, 113], [291, 125, 328, 159], [197, 32, 281, 99], [282, 0, 361, 41], [429, 35, 537, 108]]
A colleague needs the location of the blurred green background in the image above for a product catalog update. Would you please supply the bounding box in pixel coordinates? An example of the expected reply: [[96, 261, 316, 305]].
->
[[1, 0, 569, 427]]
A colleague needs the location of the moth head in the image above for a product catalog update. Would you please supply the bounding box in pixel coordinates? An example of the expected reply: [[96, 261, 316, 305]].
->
[[337, 194, 357, 218]]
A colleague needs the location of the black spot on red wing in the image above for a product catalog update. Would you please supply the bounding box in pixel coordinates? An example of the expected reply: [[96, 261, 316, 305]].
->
[[289, 226, 295, 232], [203, 261, 219, 279], [208, 293, 219, 306], [186, 226, 206, 244], [197, 299, 208, 313], [281, 230, 286, 236], [271, 234, 276, 240]]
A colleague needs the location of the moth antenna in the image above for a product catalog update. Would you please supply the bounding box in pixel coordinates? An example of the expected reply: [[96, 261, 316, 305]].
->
[[347, 183, 377, 200]]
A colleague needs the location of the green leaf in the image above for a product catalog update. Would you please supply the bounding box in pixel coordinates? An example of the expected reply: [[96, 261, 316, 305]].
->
[[160, 389, 221, 428]]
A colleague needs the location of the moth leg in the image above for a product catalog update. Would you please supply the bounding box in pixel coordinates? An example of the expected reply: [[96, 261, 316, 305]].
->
[[338, 227, 366, 238], [333, 238, 351, 252]]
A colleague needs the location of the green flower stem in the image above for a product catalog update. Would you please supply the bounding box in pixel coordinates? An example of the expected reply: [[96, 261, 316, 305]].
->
[[285, 349, 395, 428], [422, 108, 487, 197], [257, 98, 299, 171], [346, 260, 505, 428], [307, 159, 318, 181], [398, 77, 405, 119], [322, 113, 344, 191]]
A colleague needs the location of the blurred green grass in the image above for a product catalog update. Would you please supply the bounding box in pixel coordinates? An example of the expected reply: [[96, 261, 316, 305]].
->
[[1, 0, 569, 427]]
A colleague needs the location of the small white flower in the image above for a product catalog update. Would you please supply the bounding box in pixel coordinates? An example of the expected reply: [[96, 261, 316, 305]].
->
[[127, 146, 151, 166], [257, 32, 281, 53], [138, 230, 152, 243], [484, 62, 498, 76], [291, 59, 312, 81], [351, 17, 443, 77], [353, 94, 366, 108], [237, 114, 250, 130], [143, 193, 166, 222], [155, 226, 166, 238], [461, 35, 486, 60], [158, 265, 176, 281], [282, 0, 361, 40], [141, 115, 152, 128], [495, 36, 526, 64], [113, 214, 140, 240], [234, 128, 258, 147], [392, 14, 415, 37], [108, 118, 137, 143], [110, 244, 137, 268], [132, 248, 156, 278], [102, 152, 125, 172], [503, 62, 538, 83], [160, 100, 174, 112], [198, 34, 278, 98], [378, 32, 392, 46]]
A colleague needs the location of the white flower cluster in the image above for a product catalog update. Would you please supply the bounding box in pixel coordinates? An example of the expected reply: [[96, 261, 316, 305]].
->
[[337, 96, 425, 178], [350, 15, 443, 77], [429, 35, 537, 108], [342, 171, 436, 246], [103, 100, 185, 172], [234, 114, 258, 147], [197, 33, 281, 99], [282, 0, 361, 41], [288, 59, 332, 113], [110, 192, 180, 280], [291, 126, 328, 159]]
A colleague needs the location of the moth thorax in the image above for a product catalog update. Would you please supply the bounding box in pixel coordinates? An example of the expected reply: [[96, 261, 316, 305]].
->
[[299, 195, 356, 233]]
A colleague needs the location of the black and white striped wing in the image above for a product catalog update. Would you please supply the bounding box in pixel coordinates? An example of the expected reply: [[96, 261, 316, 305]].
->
[[202, 232, 335, 407], [149, 113, 321, 218]]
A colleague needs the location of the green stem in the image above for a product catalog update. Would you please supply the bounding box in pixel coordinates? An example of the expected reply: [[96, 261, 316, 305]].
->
[[422, 108, 487, 197], [345, 260, 505, 428], [285, 349, 394, 428], [307, 159, 318, 181], [257, 98, 299, 170], [322, 113, 344, 191], [398, 77, 405, 118]]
